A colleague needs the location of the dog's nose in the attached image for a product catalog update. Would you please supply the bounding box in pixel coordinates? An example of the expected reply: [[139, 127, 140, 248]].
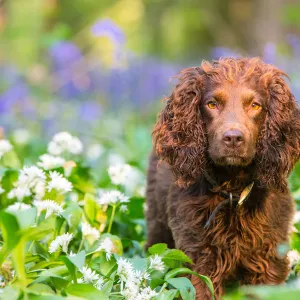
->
[[222, 129, 244, 148]]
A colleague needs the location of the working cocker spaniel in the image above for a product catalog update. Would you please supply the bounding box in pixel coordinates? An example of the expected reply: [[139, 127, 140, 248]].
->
[[146, 57, 300, 299]]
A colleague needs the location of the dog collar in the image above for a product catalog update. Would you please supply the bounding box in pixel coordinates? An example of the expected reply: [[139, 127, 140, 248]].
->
[[203, 171, 254, 228]]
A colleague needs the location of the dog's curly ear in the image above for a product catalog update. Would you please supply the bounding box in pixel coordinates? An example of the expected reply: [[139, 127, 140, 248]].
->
[[256, 71, 300, 191], [153, 67, 207, 188]]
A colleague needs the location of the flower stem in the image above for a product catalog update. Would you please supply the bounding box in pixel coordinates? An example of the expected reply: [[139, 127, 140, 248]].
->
[[107, 205, 116, 233]]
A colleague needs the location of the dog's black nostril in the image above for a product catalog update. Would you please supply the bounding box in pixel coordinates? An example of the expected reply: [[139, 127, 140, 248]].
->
[[222, 129, 245, 148]]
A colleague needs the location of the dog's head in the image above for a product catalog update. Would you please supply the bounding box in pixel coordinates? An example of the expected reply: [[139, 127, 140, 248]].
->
[[153, 58, 300, 190]]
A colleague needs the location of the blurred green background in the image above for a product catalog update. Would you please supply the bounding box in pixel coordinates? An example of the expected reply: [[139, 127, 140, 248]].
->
[[1, 0, 300, 141]]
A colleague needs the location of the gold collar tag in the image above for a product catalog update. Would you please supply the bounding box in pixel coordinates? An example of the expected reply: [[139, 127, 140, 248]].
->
[[238, 182, 254, 206]]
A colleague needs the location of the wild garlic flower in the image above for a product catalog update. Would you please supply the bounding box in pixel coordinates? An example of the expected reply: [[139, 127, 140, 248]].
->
[[37, 154, 65, 170], [18, 166, 46, 188], [149, 254, 165, 272], [97, 190, 129, 206], [97, 237, 114, 260], [48, 132, 83, 156], [287, 250, 300, 268], [6, 202, 32, 212], [82, 222, 100, 243], [33, 199, 63, 218], [47, 171, 72, 194], [86, 143, 104, 161], [136, 287, 158, 300], [8, 166, 46, 200], [0, 140, 13, 158], [120, 205, 128, 213], [12, 128, 31, 145], [79, 266, 100, 283], [49, 233, 73, 253], [7, 186, 31, 201], [78, 267, 104, 290], [94, 277, 105, 290], [108, 163, 137, 186], [117, 258, 135, 283], [294, 211, 300, 224]]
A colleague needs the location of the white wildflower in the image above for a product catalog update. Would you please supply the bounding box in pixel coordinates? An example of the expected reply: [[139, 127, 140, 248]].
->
[[48, 132, 83, 156], [149, 254, 165, 272], [120, 205, 128, 213], [6, 202, 31, 212], [287, 250, 300, 268], [38, 154, 65, 170], [294, 211, 300, 224], [136, 186, 146, 198], [47, 171, 72, 194], [86, 143, 104, 161], [33, 199, 63, 218], [136, 287, 158, 300], [12, 128, 31, 145], [8, 166, 46, 200], [82, 222, 100, 243], [108, 164, 136, 186], [122, 281, 140, 300], [97, 237, 114, 260], [97, 190, 129, 206], [33, 181, 46, 199], [0, 140, 13, 158], [94, 277, 105, 290], [49, 233, 73, 253], [69, 251, 76, 257], [7, 186, 31, 200], [79, 266, 100, 283], [18, 166, 46, 188], [117, 258, 135, 283]]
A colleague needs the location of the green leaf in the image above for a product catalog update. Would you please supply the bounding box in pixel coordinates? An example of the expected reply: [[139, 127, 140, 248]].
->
[[68, 250, 86, 270], [2, 150, 21, 169], [13, 207, 37, 229], [156, 289, 178, 300], [27, 283, 55, 294], [165, 268, 214, 299], [0, 285, 20, 300], [61, 201, 82, 230], [163, 249, 193, 264], [66, 284, 106, 300], [148, 243, 168, 255], [166, 277, 196, 300], [0, 211, 21, 250], [84, 193, 97, 224]]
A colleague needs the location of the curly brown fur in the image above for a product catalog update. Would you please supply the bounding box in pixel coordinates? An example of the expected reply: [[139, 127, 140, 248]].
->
[[146, 58, 300, 299]]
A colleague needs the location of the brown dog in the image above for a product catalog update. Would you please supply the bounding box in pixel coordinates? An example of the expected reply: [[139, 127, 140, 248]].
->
[[146, 58, 300, 299]]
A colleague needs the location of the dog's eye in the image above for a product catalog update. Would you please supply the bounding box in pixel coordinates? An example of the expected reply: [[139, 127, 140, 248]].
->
[[207, 101, 218, 109], [251, 102, 261, 110]]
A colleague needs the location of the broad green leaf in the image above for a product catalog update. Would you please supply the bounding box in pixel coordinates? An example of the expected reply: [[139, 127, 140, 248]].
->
[[0, 211, 21, 250], [27, 283, 55, 294], [2, 150, 21, 169], [0, 286, 21, 300], [166, 277, 196, 300], [66, 284, 106, 300], [61, 202, 82, 230], [84, 193, 97, 224], [165, 268, 214, 299], [148, 243, 168, 255], [163, 249, 193, 264], [13, 207, 37, 229], [128, 258, 148, 273], [68, 250, 86, 270], [24, 216, 56, 241], [156, 289, 178, 300]]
